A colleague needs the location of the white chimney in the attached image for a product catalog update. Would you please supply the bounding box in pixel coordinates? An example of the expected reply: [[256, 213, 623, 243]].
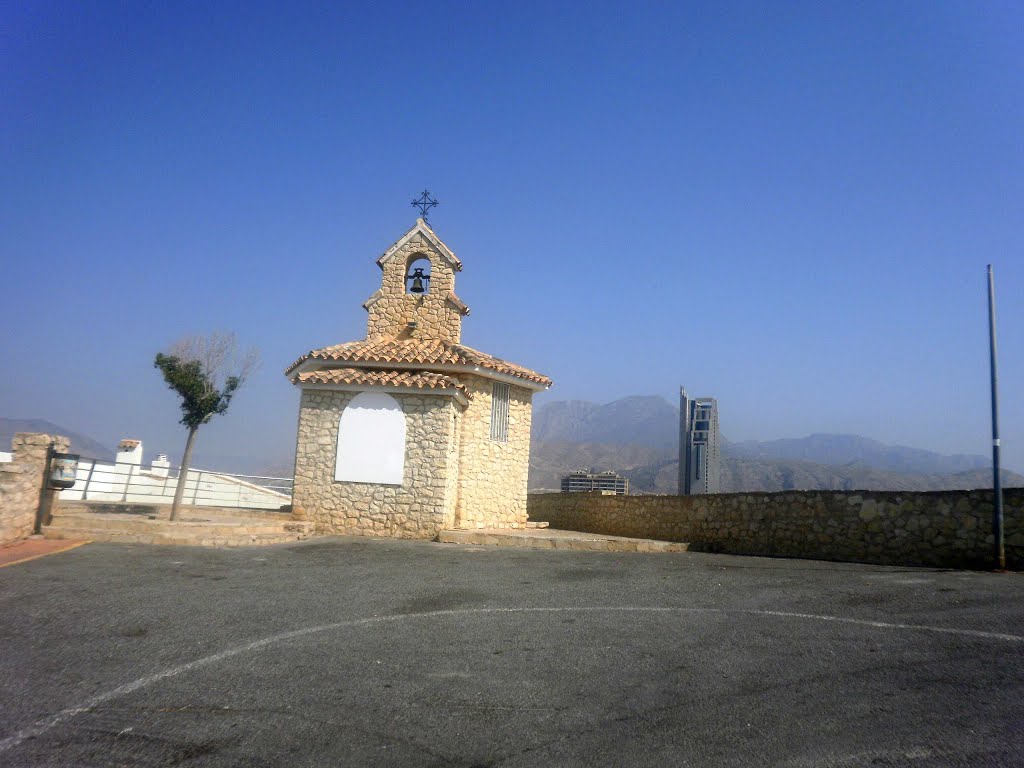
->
[[150, 454, 170, 478], [116, 439, 143, 466]]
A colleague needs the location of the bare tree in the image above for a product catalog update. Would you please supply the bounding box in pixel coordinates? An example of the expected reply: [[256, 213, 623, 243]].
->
[[154, 332, 260, 520]]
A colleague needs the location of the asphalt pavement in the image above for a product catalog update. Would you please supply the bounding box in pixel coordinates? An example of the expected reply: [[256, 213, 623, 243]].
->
[[1, 537, 1022, 767]]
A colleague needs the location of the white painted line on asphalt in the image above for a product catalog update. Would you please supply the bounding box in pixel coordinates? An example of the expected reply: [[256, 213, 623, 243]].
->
[[751, 609, 1024, 643], [2, 605, 1021, 754]]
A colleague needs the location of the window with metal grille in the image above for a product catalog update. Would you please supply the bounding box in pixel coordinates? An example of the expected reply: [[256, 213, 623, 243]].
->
[[490, 382, 510, 442]]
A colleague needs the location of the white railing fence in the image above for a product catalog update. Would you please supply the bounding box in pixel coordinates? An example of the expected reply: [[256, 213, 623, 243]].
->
[[60, 457, 293, 510]]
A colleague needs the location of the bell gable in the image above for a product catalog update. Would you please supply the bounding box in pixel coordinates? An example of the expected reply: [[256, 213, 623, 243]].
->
[[365, 218, 469, 343]]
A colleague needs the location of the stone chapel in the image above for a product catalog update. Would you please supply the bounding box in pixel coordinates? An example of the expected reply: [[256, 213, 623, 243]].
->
[[286, 218, 552, 538]]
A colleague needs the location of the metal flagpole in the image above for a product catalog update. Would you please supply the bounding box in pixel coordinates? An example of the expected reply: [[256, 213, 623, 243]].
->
[[987, 265, 1005, 571]]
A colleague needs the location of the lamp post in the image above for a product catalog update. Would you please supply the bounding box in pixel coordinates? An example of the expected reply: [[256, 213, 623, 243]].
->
[[987, 265, 1005, 571]]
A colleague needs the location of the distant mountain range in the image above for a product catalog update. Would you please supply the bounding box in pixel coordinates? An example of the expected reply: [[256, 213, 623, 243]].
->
[[5, 406, 1019, 494], [531, 397, 679, 453], [727, 433, 990, 475], [529, 396, 1023, 493], [0, 418, 115, 461]]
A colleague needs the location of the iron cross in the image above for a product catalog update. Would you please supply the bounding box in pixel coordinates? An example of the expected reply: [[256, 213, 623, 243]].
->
[[411, 189, 439, 221]]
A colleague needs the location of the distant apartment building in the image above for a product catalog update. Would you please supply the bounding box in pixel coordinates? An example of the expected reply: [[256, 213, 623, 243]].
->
[[679, 388, 720, 495], [561, 470, 629, 495]]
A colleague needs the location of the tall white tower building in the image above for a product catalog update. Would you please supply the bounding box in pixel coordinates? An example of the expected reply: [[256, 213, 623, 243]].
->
[[679, 388, 720, 495]]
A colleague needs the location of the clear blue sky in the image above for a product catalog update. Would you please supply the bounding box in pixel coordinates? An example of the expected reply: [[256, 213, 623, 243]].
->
[[2, 1, 1021, 473]]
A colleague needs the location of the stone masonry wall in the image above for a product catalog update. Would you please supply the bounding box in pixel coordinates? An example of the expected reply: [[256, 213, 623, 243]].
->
[[366, 233, 463, 343], [0, 433, 70, 546], [445, 407, 462, 529], [455, 376, 533, 529], [528, 488, 1024, 570], [293, 389, 459, 538]]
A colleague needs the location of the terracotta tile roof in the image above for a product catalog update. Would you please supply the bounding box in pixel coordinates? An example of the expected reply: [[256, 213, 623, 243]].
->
[[285, 336, 552, 387], [293, 367, 469, 397], [451, 342, 552, 386]]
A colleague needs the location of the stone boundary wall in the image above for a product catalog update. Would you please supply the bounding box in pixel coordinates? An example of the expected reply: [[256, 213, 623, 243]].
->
[[0, 433, 70, 546], [528, 488, 1024, 570]]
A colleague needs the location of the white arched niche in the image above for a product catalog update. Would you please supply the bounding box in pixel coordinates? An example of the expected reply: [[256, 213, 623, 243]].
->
[[335, 391, 406, 485]]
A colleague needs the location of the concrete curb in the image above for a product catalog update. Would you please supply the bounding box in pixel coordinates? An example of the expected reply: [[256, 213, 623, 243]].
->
[[437, 529, 688, 553]]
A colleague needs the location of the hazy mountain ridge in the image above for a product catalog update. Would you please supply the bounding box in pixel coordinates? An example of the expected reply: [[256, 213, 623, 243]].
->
[[603, 456, 1022, 495], [529, 441, 666, 492], [0, 418, 115, 461], [530, 396, 679, 452], [529, 397, 1020, 493], [6, 410, 1017, 495], [0, 417, 286, 475], [727, 434, 989, 475]]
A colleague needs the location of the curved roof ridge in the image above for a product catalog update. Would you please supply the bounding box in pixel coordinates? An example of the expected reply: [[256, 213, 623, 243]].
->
[[293, 367, 470, 398], [285, 336, 551, 387]]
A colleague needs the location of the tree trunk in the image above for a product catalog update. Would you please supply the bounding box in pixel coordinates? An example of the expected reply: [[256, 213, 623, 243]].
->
[[170, 426, 199, 521]]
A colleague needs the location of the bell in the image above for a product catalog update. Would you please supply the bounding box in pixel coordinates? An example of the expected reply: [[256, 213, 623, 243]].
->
[[407, 267, 429, 294]]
